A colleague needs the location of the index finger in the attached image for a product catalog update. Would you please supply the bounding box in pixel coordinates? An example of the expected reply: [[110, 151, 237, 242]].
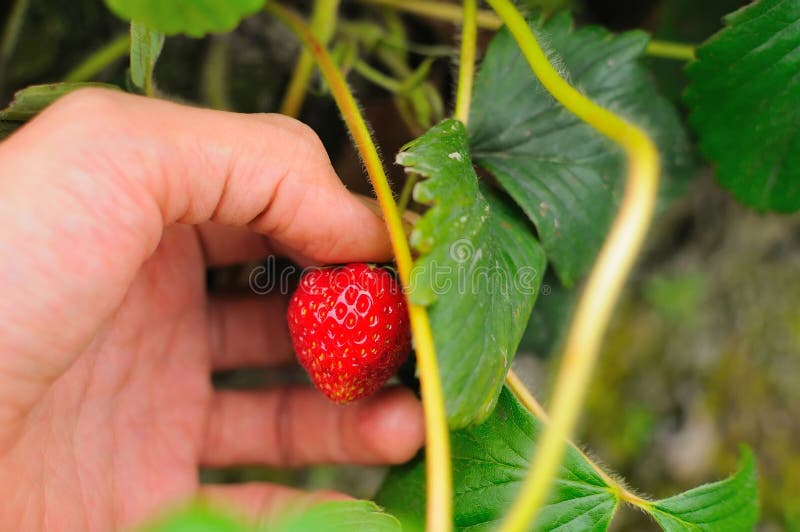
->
[[5, 89, 393, 264], [0, 89, 393, 431]]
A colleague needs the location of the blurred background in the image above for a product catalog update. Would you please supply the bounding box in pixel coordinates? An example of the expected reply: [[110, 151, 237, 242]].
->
[[2, 0, 797, 530]]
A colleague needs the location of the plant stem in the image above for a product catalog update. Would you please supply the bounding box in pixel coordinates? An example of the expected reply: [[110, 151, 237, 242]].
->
[[129, 21, 164, 98], [0, 0, 31, 96], [505, 370, 619, 493], [279, 0, 340, 117], [504, 370, 548, 419], [487, 0, 659, 530], [454, 0, 477, 125], [400, 57, 434, 92], [0, 0, 29, 62], [361, 0, 696, 63], [645, 39, 696, 61], [201, 35, 232, 110], [397, 172, 419, 212], [505, 370, 657, 511], [339, 21, 455, 57], [353, 55, 431, 96], [352, 59, 404, 92], [359, 0, 502, 30], [64, 33, 130, 82], [266, 5, 452, 531]]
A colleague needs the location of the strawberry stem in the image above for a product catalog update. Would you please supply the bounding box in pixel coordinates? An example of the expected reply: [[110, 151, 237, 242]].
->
[[279, 0, 341, 117], [358, 0, 502, 30], [396, 172, 419, 213], [645, 39, 697, 61], [64, 33, 131, 83], [505, 370, 656, 511], [453, 0, 477, 125], [358, 0, 696, 61], [486, 0, 660, 529], [266, 5, 453, 531]]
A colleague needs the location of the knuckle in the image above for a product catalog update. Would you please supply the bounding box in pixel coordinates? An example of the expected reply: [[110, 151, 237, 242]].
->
[[46, 87, 128, 124], [256, 112, 317, 139], [36, 88, 134, 149], [252, 113, 329, 167]]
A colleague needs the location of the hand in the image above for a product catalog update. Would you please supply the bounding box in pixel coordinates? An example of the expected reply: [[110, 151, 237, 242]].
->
[[0, 89, 424, 531]]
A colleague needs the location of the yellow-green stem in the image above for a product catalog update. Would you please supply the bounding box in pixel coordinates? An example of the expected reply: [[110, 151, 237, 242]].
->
[[645, 39, 696, 61], [0, 0, 31, 93], [397, 172, 419, 212], [361, 0, 698, 63], [201, 35, 232, 111], [505, 371, 621, 490], [64, 33, 130, 82], [200, 35, 233, 111], [352, 59, 404, 92], [339, 21, 455, 58], [505, 370, 656, 511], [266, 5, 452, 531], [486, 0, 659, 530], [0, 0, 29, 63], [279, 0, 340, 117], [359, 0, 502, 30], [454, 0, 477, 125]]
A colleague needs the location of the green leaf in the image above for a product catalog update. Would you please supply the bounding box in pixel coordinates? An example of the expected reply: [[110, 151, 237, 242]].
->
[[104, 0, 265, 37], [272, 501, 401, 532], [130, 21, 165, 95], [0, 122, 21, 139], [137, 503, 249, 531], [469, 13, 693, 286], [645, 0, 743, 103], [648, 448, 759, 532], [376, 387, 619, 531], [138, 500, 400, 532], [398, 119, 547, 428], [685, 0, 800, 212], [518, 271, 575, 357], [377, 389, 761, 532], [0, 82, 120, 140]]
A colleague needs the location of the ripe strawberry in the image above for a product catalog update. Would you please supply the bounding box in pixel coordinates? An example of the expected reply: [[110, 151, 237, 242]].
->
[[287, 263, 411, 403]]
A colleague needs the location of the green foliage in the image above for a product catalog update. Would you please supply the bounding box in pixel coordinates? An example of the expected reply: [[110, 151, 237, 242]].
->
[[398, 119, 546, 428], [138, 503, 249, 532], [517, 0, 573, 15], [648, 449, 759, 531], [139, 501, 400, 532], [378, 388, 759, 531], [685, 0, 800, 212], [518, 272, 575, 356], [376, 387, 619, 531], [272, 501, 401, 531], [469, 12, 693, 286], [642, 273, 707, 321], [644, 0, 743, 103], [0, 82, 119, 139], [103, 0, 265, 37], [0, 1, 772, 529], [129, 21, 164, 95]]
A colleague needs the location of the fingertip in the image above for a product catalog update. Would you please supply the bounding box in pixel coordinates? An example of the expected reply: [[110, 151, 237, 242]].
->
[[340, 196, 395, 262], [358, 387, 425, 464], [300, 191, 394, 265]]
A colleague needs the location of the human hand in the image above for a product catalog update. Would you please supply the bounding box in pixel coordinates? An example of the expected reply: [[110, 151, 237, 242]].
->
[[0, 89, 424, 531]]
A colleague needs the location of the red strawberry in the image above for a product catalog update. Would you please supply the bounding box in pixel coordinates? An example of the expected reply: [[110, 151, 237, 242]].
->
[[287, 263, 411, 403]]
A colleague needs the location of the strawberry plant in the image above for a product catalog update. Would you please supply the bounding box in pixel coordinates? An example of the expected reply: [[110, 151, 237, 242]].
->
[[6, 0, 800, 529]]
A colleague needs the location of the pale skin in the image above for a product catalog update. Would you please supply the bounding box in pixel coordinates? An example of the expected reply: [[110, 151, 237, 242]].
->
[[0, 89, 424, 530]]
